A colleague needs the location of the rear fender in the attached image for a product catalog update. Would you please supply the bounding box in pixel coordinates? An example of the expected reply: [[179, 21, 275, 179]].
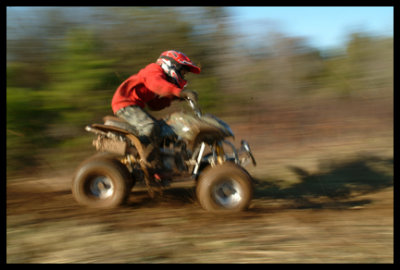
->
[[86, 124, 146, 161]]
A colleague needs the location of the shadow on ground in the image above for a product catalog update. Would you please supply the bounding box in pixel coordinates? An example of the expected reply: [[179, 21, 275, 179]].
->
[[253, 154, 393, 210], [125, 154, 393, 212]]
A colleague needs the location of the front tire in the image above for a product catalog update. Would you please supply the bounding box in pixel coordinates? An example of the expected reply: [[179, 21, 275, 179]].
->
[[72, 156, 132, 208], [196, 162, 253, 212]]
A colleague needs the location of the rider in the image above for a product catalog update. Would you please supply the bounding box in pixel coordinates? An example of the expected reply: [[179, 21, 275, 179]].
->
[[111, 50, 200, 161]]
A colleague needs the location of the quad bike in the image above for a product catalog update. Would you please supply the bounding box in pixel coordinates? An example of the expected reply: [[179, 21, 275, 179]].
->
[[72, 96, 256, 212]]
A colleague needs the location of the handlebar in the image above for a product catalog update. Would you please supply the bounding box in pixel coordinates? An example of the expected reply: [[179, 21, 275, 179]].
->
[[184, 97, 202, 117]]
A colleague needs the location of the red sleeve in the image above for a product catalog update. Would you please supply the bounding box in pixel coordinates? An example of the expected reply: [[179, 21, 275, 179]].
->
[[141, 64, 182, 97]]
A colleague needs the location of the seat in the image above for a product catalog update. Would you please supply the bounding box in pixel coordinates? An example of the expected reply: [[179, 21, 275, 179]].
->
[[103, 115, 139, 136]]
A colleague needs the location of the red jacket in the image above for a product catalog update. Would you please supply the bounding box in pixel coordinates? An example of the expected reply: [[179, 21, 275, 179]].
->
[[111, 63, 183, 114]]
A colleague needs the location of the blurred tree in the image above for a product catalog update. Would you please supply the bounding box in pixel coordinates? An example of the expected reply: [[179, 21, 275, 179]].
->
[[227, 33, 326, 102], [321, 32, 393, 97], [346, 33, 393, 94], [6, 86, 56, 174], [40, 28, 116, 155]]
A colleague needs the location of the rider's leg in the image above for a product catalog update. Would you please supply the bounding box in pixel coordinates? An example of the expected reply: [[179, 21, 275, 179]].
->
[[116, 105, 161, 161]]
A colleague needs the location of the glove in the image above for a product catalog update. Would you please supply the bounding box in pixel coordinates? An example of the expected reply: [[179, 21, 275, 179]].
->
[[179, 89, 198, 103]]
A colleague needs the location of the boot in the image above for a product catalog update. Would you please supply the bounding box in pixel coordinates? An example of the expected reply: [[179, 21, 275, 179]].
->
[[142, 143, 160, 166]]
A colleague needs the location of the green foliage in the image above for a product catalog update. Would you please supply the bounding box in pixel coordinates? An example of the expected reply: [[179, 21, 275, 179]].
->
[[6, 87, 59, 173], [317, 34, 393, 98]]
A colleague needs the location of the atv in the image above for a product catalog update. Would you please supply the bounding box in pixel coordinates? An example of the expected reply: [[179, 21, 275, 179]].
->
[[72, 96, 256, 212]]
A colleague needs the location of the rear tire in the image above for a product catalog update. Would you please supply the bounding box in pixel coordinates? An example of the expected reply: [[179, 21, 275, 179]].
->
[[196, 162, 253, 212], [72, 155, 132, 208]]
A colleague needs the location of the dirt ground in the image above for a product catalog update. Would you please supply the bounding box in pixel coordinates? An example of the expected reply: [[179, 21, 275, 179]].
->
[[6, 176, 393, 263], [6, 97, 394, 263]]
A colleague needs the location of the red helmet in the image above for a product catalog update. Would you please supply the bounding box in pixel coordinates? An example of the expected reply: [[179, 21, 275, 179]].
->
[[156, 50, 200, 88]]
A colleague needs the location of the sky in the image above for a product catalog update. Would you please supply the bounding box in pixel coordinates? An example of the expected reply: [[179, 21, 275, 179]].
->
[[7, 6, 394, 51], [227, 7, 393, 50]]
